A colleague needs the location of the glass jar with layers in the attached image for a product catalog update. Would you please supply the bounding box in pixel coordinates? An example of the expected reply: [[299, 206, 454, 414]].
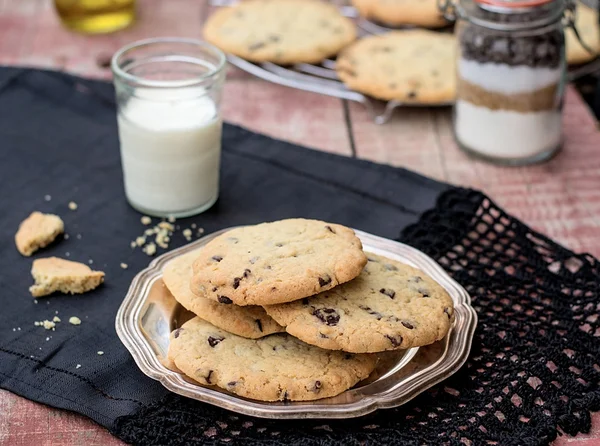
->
[[451, 0, 567, 165]]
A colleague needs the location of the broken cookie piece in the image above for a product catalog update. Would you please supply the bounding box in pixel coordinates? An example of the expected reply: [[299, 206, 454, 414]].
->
[[29, 257, 105, 298], [15, 212, 64, 256]]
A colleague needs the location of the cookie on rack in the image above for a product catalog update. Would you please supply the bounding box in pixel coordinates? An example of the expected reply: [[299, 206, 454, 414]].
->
[[203, 0, 357, 64], [566, 3, 600, 65], [168, 317, 378, 401], [190, 219, 367, 306], [352, 0, 448, 28], [336, 30, 456, 103], [263, 253, 454, 353], [163, 250, 284, 339]]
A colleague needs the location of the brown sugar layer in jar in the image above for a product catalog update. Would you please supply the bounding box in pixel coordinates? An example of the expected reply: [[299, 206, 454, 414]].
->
[[458, 78, 560, 112], [458, 18, 564, 68]]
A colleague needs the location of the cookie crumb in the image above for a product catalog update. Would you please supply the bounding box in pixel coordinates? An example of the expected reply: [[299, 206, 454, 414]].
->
[[120, 263, 128, 269], [34, 321, 41, 326], [97, 351, 104, 355], [88, 259, 94, 265], [167, 216, 176, 223], [143, 243, 157, 256], [46, 337, 50, 341], [65, 252, 70, 257], [69, 316, 81, 325], [130, 241, 136, 249], [197, 228, 205, 235], [68, 201, 78, 210], [34, 299, 38, 304], [183, 229, 193, 241], [158, 222, 174, 231], [191, 223, 197, 229], [76, 364, 81, 369], [64, 234, 70, 240], [53, 316, 61, 323], [144, 228, 155, 236], [17, 327, 21, 331], [141, 216, 152, 225], [44, 195, 52, 201], [135, 236, 146, 247], [42, 320, 55, 330], [12, 328, 15, 332], [76, 234, 82, 240]]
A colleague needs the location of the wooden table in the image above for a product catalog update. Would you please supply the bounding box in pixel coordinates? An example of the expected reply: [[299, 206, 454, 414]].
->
[[1, 1, 599, 444]]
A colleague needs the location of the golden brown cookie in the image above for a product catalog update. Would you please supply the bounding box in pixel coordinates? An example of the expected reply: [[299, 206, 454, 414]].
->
[[203, 0, 357, 64], [352, 0, 448, 28], [336, 30, 456, 103], [163, 250, 283, 338], [191, 219, 367, 306], [566, 3, 600, 65], [29, 257, 105, 298], [15, 212, 64, 256], [168, 317, 378, 401], [264, 254, 454, 353]]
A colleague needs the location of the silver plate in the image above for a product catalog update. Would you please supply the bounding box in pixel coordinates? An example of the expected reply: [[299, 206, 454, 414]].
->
[[116, 228, 477, 419]]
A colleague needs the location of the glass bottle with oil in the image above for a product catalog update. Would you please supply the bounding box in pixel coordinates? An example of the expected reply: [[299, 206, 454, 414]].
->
[[54, 0, 136, 34]]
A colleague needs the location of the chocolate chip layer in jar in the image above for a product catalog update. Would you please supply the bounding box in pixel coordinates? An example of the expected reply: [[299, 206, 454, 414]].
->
[[449, 0, 567, 165]]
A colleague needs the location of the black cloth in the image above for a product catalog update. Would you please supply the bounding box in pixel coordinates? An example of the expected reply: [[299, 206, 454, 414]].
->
[[0, 67, 598, 446]]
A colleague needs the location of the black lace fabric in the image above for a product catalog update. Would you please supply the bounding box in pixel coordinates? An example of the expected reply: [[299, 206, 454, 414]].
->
[[113, 189, 600, 446]]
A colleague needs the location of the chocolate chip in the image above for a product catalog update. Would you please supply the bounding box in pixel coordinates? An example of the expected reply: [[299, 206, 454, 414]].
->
[[411, 276, 423, 283], [311, 381, 322, 393], [265, 265, 272, 270], [227, 381, 237, 387], [344, 353, 352, 360], [302, 298, 309, 305], [444, 307, 452, 319], [402, 321, 415, 329], [318, 275, 332, 287], [249, 42, 266, 51], [208, 335, 224, 347], [380, 288, 396, 299], [218, 296, 233, 304], [367, 257, 379, 262], [271, 287, 277, 292], [211, 255, 223, 262], [384, 264, 398, 271], [312, 308, 340, 326], [233, 277, 241, 289], [418, 288, 430, 298], [243, 269, 251, 278], [325, 225, 336, 234], [249, 256, 259, 264], [359, 305, 383, 320], [275, 242, 284, 247], [256, 319, 263, 332], [212, 286, 218, 292], [280, 390, 289, 402], [173, 328, 183, 338], [407, 91, 417, 99], [385, 334, 403, 348], [319, 332, 328, 338], [205, 370, 213, 384]]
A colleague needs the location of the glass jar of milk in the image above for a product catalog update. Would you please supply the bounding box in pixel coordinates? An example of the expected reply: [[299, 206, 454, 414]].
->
[[111, 38, 226, 217]]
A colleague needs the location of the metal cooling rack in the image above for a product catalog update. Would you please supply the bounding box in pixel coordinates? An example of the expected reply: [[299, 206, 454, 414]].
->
[[210, 0, 600, 124]]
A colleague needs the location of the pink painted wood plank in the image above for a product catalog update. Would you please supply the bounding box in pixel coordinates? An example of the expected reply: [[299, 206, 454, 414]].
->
[[0, 390, 124, 446], [222, 79, 351, 155]]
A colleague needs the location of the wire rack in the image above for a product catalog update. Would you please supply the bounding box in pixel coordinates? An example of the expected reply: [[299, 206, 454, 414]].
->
[[210, 0, 600, 124]]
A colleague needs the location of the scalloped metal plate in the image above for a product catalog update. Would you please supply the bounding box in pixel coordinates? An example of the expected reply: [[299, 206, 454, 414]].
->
[[116, 228, 477, 419]]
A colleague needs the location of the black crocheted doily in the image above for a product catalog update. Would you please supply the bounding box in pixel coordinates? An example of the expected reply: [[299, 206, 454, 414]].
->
[[113, 189, 600, 446]]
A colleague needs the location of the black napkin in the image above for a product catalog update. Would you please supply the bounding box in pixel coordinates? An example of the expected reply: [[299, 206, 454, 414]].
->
[[0, 68, 598, 446]]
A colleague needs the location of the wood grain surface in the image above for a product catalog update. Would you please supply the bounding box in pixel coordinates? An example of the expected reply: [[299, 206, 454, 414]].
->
[[0, 0, 598, 445]]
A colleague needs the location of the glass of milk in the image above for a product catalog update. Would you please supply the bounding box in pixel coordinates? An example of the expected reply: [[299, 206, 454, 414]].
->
[[111, 38, 226, 217]]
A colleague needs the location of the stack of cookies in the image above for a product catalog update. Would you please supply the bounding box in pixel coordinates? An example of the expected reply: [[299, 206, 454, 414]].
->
[[165, 218, 454, 402]]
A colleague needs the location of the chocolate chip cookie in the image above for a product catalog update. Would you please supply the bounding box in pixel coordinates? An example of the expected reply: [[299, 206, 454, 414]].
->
[[168, 317, 377, 401], [190, 219, 367, 306], [264, 253, 454, 353], [203, 0, 357, 64], [336, 30, 456, 103], [15, 211, 64, 256], [352, 0, 448, 28], [163, 250, 283, 339], [566, 3, 600, 65]]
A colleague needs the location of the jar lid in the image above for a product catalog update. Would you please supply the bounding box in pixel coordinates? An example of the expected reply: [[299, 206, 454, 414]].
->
[[474, 0, 554, 8]]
